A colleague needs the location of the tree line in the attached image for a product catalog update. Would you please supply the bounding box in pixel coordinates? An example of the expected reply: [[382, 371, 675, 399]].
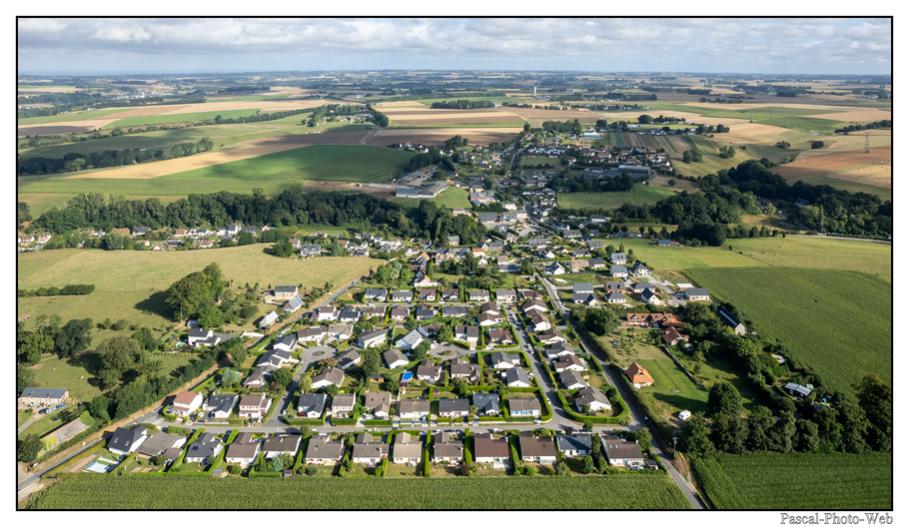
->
[[17, 284, 95, 297], [18, 137, 214, 176], [430, 99, 495, 109], [834, 120, 892, 134], [31, 187, 486, 247]]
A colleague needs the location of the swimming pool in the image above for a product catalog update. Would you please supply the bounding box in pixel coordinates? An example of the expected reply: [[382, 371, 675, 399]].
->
[[401, 371, 414, 383]]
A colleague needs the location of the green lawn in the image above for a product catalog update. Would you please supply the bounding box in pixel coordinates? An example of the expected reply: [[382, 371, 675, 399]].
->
[[29, 473, 691, 509], [392, 186, 470, 210], [617, 239, 767, 270], [684, 267, 891, 393], [18, 246, 381, 333], [28, 355, 103, 403], [558, 186, 676, 211], [637, 358, 708, 417], [19, 145, 415, 199], [693, 452, 891, 509]]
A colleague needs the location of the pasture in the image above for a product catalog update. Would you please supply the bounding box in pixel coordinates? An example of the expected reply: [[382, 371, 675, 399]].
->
[[636, 358, 708, 418], [28, 355, 103, 403], [693, 453, 892, 509], [18, 144, 413, 198], [728, 236, 891, 282], [28, 473, 692, 509], [616, 239, 766, 270], [392, 187, 470, 210], [557, 186, 676, 210], [17, 246, 382, 332], [684, 267, 891, 393]]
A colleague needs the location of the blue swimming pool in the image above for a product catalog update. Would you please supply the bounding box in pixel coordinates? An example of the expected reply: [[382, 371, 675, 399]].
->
[[401, 371, 414, 383]]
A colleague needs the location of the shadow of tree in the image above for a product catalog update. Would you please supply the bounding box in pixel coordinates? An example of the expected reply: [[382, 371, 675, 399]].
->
[[135, 291, 171, 319]]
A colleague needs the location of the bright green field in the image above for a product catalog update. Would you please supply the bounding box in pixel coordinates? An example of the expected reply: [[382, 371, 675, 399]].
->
[[646, 103, 849, 133], [18, 145, 415, 199], [18, 246, 381, 332], [684, 267, 890, 393], [28, 473, 691, 509], [617, 239, 766, 270], [18, 108, 126, 125], [693, 453, 891, 509], [557, 186, 676, 210]]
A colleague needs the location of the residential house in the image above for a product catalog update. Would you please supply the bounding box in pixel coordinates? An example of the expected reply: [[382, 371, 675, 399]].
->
[[297, 393, 327, 418], [417, 288, 437, 302], [509, 397, 541, 417], [454, 325, 480, 348], [602, 436, 645, 467], [610, 252, 627, 265], [490, 352, 521, 370], [392, 432, 423, 465], [479, 312, 502, 327], [631, 262, 652, 278], [338, 306, 361, 323], [528, 311, 551, 332], [518, 432, 557, 463], [610, 266, 629, 279], [282, 296, 305, 314], [575, 387, 612, 414], [553, 354, 586, 373], [473, 434, 510, 467], [391, 290, 414, 303], [685, 288, 711, 302], [441, 289, 460, 302], [441, 306, 469, 318], [273, 285, 299, 300], [544, 341, 575, 360], [559, 370, 587, 390], [538, 330, 566, 346], [17, 388, 68, 409], [556, 433, 593, 457], [784, 382, 814, 398], [238, 393, 271, 421], [358, 329, 387, 349], [414, 306, 436, 321], [243, 367, 271, 389], [258, 310, 280, 330], [495, 288, 517, 304], [352, 433, 388, 466], [262, 434, 302, 459], [544, 262, 566, 275], [311, 368, 345, 391], [438, 398, 470, 419], [305, 435, 345, 465], [389, 304, 409, 322], [487, 328, 514, 347], [256, 349, 292, 369], [361, 305, 386, 319], [450, 360, 479, 383], [273, 334, 297, 353], [184, 433, 223, 464], [718, 307, 747, 336], [330, 394, 357, 418], [327, 324, 353, 342], [383, 349, 409, 369], [172, 391, 204, 417], [107, 427, 148, 456], [398, 399, 431, 420], [336, 350, 362, 370], [225, 433, 260, 468], [432, 431, 463, 464], [313, 306, 338, 322], [473, 392, 500, 416], [641, 288, 663, 306], [661, 326, 688, 347], [416, 361, 442, 383], [203, 394, 238, 420], [606, 292, 627, 305], [396, 329, 425, 351], [299, 244, 322, 258], [363, 288, 388, 302], [625, 362, 655, 388], [363, 390, 392, 418]]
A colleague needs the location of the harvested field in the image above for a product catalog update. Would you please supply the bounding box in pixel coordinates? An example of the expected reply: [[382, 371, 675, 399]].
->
[[17, 125, 98, 137], [775, 146, 891, 189], [716, 122, 795, 144], [371, 127, 521, 145], [811, 108, 892, 122], [63, 129, 370, 180], [494, 106, 598, 126]]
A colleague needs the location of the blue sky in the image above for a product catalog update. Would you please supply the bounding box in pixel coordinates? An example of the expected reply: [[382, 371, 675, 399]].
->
[[18, 18, 892, 75]]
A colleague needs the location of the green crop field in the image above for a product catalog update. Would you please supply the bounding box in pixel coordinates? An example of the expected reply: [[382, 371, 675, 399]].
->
[[104, 109, 261, 128], [557, 186, 675, 210], [729, 236, 891, 282], [693, 453, 891, 509], [28, 473, 691, 509], [18, 145, 415, 199], [18, 246, 381, 332], [617, 239, 766, 270], [684, 267, 891, 393], [18, 108, 126, 125], [393, 186, 470, 210], [646, 103, 848, 133]]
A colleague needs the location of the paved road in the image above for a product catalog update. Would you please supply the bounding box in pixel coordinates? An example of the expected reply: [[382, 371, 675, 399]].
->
[[17, 438, 102, 493], [538, 273, 704, 509]]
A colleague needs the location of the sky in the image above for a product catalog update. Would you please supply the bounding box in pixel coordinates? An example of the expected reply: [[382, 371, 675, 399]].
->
[[17, 18, 892, 75]]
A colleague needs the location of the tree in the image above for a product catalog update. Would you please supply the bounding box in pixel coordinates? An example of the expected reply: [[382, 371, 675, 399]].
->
[[707, 382, 742, 418], [746, 406, 775, 451], [97, 336, 144, 388], [856, 376, 891, 451], [132, 327, 158, 352], [555, 461, 570, 476], [680, 415, 715, 457], [794, 420, 820, 452], [88, 395, 111, 422], [17, 434, 42, 463], [712, 413, 748, 453], [271, 238, 295, 258], [164, 264, 226, 322], [361, 349, 381, 378], [580, 455, 596, 474], [17, 331, 52, 365], [581, 307, 620, 336], [271, 368, 293, 389], [54, 318, 93, 357], [16, 365, 35, 395], [838, 398, 869, 454]]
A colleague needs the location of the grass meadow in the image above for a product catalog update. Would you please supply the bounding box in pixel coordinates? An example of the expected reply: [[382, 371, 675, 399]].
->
[[557, 186, 676, 211]]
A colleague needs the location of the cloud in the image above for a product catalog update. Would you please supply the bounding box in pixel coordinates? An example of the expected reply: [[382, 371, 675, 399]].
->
[[17, 17, 892, 74]]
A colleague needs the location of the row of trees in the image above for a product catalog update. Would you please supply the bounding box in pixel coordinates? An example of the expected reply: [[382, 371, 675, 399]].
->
[[17, 284, 95, 297], [547, 171, 636, 193], [18, 137, 214, 176], [430, 99, 495, 109], [31, 188, 485, 246]]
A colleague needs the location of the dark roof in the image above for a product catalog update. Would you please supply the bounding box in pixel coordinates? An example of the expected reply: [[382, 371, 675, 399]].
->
[[107, 427, 146, 451], [438, 398, 470, 413], [20, 387, 67, 399]]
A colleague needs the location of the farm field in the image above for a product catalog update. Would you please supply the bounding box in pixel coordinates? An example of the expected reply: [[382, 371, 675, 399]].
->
[[774, 146, 891, 195], [28, 473, 692, 509], [17, 246, 382, 332], [557, 186, 676, 210], [684, 267, 891, 393], [728, 236, 891, 282], [693, 453, 892, 509], [616, 239, 768, 270], [18, 143, 413, 198], [375, 100, 527, 129], [370, 127, 521, 145]]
